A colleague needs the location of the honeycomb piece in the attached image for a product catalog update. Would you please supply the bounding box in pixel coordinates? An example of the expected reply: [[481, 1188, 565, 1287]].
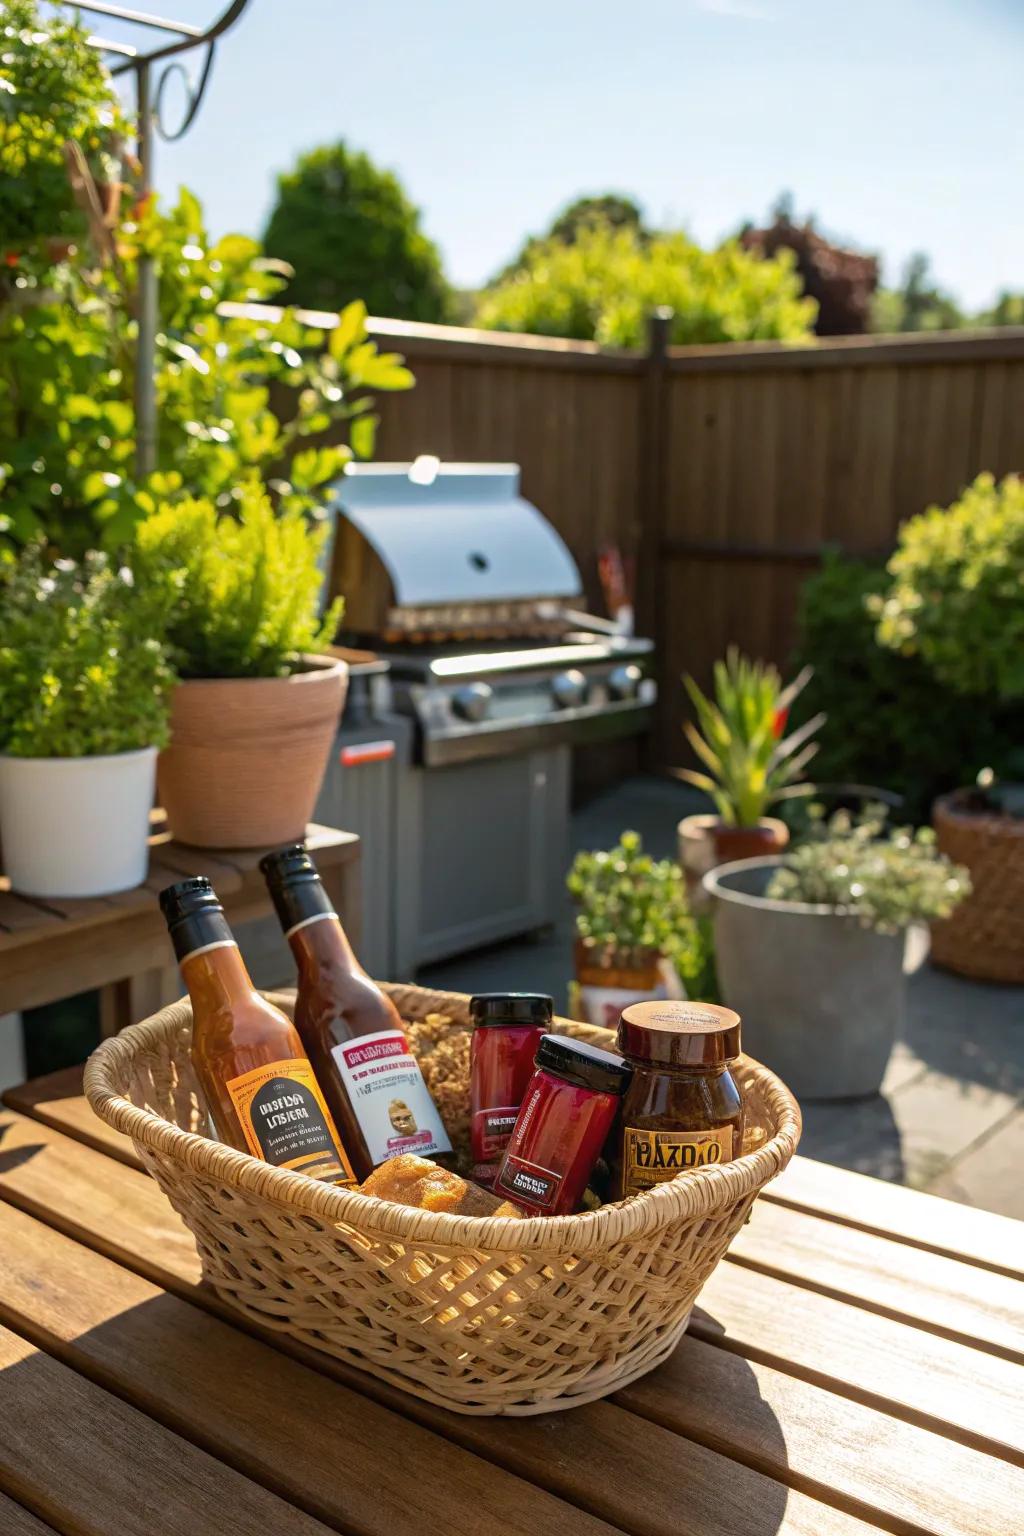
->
[[361, 1153, 523, 1218]]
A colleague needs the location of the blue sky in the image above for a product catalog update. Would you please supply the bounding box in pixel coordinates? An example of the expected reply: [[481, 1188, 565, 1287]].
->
[[100, 0, 1021, 309]]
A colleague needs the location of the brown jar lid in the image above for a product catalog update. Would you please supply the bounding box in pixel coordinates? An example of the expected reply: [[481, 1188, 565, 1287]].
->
[[617, 1000, 741, 1068]]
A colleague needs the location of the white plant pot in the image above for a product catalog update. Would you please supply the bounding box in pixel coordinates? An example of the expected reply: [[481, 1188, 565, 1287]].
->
[[0, 748, 157, 898]]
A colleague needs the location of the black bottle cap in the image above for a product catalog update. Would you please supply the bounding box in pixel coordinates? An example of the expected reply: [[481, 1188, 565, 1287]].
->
[[159, 877, 232, 962], [469, 992, 554, 1028], [159, 877, 221, 930], [534, 1033, 632, 1095], [259, 845, 318, 887], [259, 844, 334, 935]]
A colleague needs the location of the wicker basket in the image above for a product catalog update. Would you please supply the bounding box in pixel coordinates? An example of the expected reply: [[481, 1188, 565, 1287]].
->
[[84, 983, 801, 1416], [932, 791, 1024, 984]]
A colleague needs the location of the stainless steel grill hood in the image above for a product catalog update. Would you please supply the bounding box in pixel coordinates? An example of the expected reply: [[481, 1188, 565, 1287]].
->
[[326, 459, 582, 637]]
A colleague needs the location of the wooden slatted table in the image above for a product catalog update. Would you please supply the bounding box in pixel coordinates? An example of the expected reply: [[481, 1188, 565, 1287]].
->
[[0, 824, 361, 1030], [0, 1075, 1021, 1536]]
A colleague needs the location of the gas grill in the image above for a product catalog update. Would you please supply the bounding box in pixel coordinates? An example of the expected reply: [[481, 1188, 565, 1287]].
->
[[319, 460, 657, 972], [326, 460, 656, 768]]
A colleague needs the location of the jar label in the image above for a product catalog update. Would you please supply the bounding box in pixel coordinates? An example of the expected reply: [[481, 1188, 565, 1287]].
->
[[331, 1029, 452, 1165], [224, 1058, 356, 1185], [472, 1106, 520, 1161], [622, 1125, 734, 1194], [496, 1152, 560, 1210]]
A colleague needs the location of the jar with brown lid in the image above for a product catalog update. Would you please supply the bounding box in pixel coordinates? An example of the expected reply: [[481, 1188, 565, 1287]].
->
[[609, 1000, 744, 1200]]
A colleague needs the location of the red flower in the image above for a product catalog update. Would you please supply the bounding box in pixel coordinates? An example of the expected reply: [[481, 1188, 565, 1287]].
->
[[773, 706, 789, 739]]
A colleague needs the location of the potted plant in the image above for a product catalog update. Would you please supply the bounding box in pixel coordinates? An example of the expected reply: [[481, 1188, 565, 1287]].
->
[[135, 486, 346, 849], [567, 831, 712, 1029], [0, 545, 174, 896], [871, 472, 1024, 983], [676, 648, 825, 889], [704, 808, 970, 1100]]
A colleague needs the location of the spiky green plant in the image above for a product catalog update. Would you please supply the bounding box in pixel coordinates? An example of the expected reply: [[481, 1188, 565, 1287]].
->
[[680, 648, 825, 827]]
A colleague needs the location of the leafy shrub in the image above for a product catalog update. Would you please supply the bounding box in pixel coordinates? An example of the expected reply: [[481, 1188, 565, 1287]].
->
[[567, 831, 715, 998], [791, 555, 1024, 821], [135, 486, 342, 680], [0, 0, 127, 263], [0, 187, 414, 554], [263, 142, 452, 321], [0, 543, 174, 756], [766, 808, 970, 934], [873, 473, 1024, 700], [680, 649, 823, 826], [475, 224, 816, 347]]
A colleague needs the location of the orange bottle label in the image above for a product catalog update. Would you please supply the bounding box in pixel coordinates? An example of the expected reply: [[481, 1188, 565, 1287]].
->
[[224, 1057, 356, 1185], [623, 1125, 734, 1195]]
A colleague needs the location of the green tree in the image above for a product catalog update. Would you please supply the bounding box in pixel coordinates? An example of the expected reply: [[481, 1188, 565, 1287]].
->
[[978, 291, 1024, 327], [548, 193, 646, 244], [262, 142, 451, 321], [871, 252, 964, 333], [475, 224, 816, 347]]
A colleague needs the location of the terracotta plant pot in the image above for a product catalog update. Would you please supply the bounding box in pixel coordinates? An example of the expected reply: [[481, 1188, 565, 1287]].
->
[[158, 655, 348, 849], [573, 940, 684, 1030], [677, 813, 789, 908]]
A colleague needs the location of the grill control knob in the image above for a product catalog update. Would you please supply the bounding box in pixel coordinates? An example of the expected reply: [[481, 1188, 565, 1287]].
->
[[451, 682, 493, 722], [551, 669, 587, 710], [608, 663, 642, 702]]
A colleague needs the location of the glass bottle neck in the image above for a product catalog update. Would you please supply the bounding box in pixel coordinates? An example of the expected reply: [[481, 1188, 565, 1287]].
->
[[288, 912, 358, 977]]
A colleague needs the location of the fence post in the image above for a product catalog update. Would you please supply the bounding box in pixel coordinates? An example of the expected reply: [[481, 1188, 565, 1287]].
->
[[637, 307, 673, 764]]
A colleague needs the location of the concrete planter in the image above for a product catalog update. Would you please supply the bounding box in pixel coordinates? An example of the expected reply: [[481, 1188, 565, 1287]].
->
[[703, 856, 925, 1101]]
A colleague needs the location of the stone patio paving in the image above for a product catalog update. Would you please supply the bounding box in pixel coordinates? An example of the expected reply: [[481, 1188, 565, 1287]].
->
[[421, 775, 1024, 1220]]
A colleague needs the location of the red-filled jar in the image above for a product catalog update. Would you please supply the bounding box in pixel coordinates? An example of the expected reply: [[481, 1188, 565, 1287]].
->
[[493, 1034, 632, 1216], [470, 993, 551, 1185]]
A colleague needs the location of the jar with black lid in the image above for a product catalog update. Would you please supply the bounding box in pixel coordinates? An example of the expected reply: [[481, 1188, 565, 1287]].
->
[[609, 1000, 744, 1200], [469, 992, 552, 1185]]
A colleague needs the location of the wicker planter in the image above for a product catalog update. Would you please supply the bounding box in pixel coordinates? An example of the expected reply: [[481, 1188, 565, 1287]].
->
[[157, 655, 347, 849], [931, 790, 1024, 984], [84, 983, 800, 1417]]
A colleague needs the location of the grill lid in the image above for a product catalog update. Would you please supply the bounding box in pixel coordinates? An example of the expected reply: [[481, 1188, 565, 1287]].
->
[[329, 459, 582, 608]]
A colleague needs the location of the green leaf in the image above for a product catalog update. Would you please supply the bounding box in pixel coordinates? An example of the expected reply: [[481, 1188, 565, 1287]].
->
[[350, 412, 378, 460], [329, 300, 367, 361]]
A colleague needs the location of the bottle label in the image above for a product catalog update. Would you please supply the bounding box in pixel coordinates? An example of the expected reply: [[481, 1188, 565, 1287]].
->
[[495, 1152, 560, 1211], [224, 1058, 356, 1185], [330, 1029, 452, 1165], [622, 1125, 734, 1195]]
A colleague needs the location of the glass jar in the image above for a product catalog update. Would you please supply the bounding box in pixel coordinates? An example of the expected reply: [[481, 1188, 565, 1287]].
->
[[609, 1000, 744, 1200], [469, 993, 552, 1185], [493, 1034, 631, 1216]]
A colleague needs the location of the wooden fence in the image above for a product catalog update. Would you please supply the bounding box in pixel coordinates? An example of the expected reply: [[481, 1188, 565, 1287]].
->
[[258, 310, 1018, 765]]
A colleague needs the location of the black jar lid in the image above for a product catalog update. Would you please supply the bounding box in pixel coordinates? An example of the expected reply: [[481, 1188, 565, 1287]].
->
[[159, 876, 221, 930], [534, 1033, 632, 1095], [469, 992, 553, 1028], [259, 844, 318, 887], [618, 1000, 741, 1068]]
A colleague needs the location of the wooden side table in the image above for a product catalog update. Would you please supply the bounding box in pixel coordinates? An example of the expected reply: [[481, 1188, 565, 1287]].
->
[[0, 822, 360, 1035]]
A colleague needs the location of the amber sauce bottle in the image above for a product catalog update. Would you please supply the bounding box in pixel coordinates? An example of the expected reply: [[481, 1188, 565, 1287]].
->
[[159, 878, 357, 1186], [260, 846, 452, 1181]]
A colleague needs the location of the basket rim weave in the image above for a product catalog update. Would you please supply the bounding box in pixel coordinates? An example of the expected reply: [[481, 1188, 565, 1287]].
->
[[83, 985, 802, 1255], [934, 787, 1024, 839]]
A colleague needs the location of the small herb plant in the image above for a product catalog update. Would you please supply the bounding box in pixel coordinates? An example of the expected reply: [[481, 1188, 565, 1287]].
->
[[567, 831, 715, 995], [766, 807, 971, 934], [872, 472, 1024, 702], [134, 486, 343, 680], [680, 648, 825, 827], [0, 544, 174, 757]]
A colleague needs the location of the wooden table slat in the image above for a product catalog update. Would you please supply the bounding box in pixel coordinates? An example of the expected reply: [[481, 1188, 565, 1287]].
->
[[765, 1155, 1024, 1280], [3, 1069, 144, 1169], [0, 1101, 1020, 1532], [0, 1491, 60, 1535], [0, 1321, 337, 1536], [732, 1196, 1024, 1363]]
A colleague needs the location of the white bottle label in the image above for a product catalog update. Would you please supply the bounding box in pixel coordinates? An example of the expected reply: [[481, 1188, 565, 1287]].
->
[[330, 1029, 452, 1165]]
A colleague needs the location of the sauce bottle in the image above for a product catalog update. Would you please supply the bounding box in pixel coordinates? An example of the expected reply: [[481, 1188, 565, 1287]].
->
[[609, 1000, 744, 1200], [469, 992, 552, 1185], [260, 845, 451, 1181], [159, 878, 357, 1186], [493, 1034, 631, 1216]]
